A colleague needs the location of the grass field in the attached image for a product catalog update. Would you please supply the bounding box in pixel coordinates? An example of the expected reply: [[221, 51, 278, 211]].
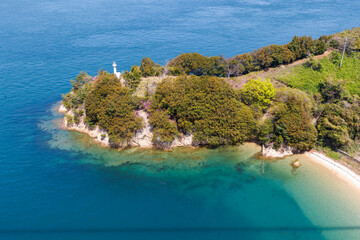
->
[[275, 52, 360, 95]]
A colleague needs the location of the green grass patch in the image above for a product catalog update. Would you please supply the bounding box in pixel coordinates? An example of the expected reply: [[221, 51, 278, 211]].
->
[[319, 147, 341, 161], [275, 53, 360, 95]]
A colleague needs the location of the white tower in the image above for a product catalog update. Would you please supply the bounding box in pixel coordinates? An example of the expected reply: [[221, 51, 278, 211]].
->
[[113, 61, 120, 79]]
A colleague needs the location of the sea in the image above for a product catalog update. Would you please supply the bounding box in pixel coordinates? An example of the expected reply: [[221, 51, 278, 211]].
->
[[1, 0, 360, 239]]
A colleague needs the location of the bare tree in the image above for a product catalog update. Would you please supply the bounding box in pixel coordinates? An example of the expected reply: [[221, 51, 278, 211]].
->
[[221, 57, 244, 78], [161, 59, 170, 79]]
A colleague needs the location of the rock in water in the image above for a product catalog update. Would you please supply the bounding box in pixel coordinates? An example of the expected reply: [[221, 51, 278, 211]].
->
[[291, 159, 301, 168]]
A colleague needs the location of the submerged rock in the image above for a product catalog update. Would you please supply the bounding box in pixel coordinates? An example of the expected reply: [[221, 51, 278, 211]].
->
[[291, 159, 301, 168]]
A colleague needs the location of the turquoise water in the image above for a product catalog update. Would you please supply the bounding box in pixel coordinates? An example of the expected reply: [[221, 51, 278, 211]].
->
[[1, 0, 360, 239]]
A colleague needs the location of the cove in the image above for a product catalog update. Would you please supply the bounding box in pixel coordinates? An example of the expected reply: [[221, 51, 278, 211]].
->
[[1, 0, 360, 239]]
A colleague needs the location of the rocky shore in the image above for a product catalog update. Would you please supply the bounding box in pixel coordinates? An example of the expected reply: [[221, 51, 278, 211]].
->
[[58, 104, 194, 150], [59, 104, 299, 157], [261, 143, 294, 158]]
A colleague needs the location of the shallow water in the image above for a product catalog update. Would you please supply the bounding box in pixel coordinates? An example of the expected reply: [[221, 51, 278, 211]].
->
[[1, 0, 360, 239]]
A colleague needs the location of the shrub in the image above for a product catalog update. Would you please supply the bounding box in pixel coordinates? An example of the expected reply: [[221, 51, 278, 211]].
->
[[74, 115, 80, 124], [303, 58, 322, 71], [65, 115, 73, 125], [240, 78, 276, 111], [149, 110, 179, 144], [329, 39, 340, 49], [329, 51, 341, 65]]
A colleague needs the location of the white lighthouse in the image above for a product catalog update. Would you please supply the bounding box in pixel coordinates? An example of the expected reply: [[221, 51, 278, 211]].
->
[[113, 61, 121, 79]]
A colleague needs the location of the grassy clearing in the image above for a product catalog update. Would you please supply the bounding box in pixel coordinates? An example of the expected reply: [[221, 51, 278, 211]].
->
[[274, 53, 360, 95]]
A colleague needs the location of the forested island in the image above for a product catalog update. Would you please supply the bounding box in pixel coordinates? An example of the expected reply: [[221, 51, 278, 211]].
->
[[60, 27, 360, 159]]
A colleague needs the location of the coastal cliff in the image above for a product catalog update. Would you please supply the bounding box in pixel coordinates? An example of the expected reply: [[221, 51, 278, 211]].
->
[[59, 104, 194, 150], [60, 103, 296, 157]]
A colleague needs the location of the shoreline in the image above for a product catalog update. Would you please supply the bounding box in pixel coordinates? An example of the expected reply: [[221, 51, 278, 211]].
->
[[57, 104, 194, 150], [304, 150, 360, 189], [57, 104, 360, 188]]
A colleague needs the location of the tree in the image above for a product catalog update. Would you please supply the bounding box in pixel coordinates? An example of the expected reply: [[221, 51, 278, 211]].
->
[[240, 78, 276, 110], [319, 80, 345, 103], [123, 65, 142, 91], [311, 39, 327, 55], [329, 39, 340, 49], [151, 75, 256, 147], [255, 46, 274, 68], [168, 53, 209, 75], [70, 71, 92, 90], [317, 104, 351, 149], [235, 53, 258, 73], [149, 110, 179, 146], [220, 57, 244, 78], [62, 72, 92, 110], [287, 36, 314, 59], [85, 72, 143, 146], [271, 45, 295, 65], [270, 88, 317, 151], [140, 57, 155, 77]]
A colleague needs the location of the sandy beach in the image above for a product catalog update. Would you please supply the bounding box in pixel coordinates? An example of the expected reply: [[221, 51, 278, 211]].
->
[[305, 151, 360, 189]]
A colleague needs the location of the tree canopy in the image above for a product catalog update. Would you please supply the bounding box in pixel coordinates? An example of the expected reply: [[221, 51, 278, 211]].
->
[[260, 88, 317, 151], [241, 78, 276, 111], [151, 75, 256, 147], [85, 72, 143, 146]]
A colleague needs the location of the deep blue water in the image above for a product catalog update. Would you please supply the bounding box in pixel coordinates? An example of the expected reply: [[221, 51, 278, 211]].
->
[[1, 0, 360, 239]]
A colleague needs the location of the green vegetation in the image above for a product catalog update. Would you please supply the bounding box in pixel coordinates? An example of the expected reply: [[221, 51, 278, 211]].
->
[[317, 102, 360, 150], [140, 57, 155, 77], [140, 57, 162, 77], [122, 66, 142, 92], [85, 72, 143, 146], [260, 88, 317, 151], [148, 110, 179, 146], [165, 35, 327, 77], [320, 147, 341, 161], [62, 72, 92, 110], [61, 27, 360, 155], [65, 114, 73, 125], [276, 52, 360, 95], [121, 32, 336, 81], [332, 27, 360, 51], [240, 78, 276, 110], [151, 76, 256, 147]]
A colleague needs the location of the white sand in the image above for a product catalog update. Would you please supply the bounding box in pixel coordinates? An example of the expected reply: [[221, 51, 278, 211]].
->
[[305, 151, 360, 189]]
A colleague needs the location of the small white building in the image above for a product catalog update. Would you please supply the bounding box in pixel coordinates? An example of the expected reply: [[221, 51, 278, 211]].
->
[[113, 61, 121, 79]]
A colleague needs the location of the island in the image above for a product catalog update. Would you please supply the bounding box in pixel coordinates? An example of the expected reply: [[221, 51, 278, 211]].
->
[[59, 27, 360, 166]]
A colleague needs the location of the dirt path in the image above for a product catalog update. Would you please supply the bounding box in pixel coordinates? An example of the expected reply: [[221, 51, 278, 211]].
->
[[228, 49, 333, 89]]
